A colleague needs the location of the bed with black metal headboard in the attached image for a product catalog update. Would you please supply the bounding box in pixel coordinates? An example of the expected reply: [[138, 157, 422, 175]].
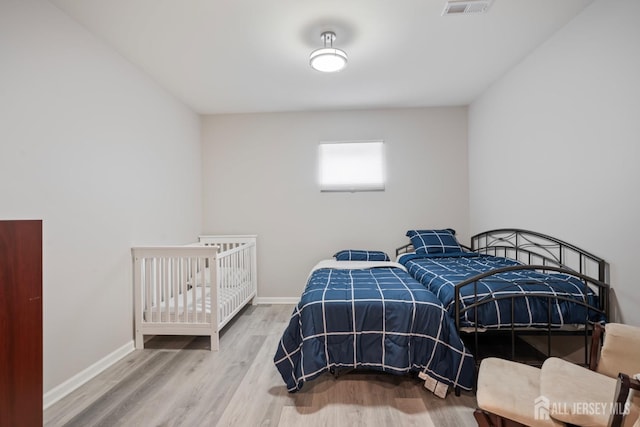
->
[[396, 228, 609, 367]]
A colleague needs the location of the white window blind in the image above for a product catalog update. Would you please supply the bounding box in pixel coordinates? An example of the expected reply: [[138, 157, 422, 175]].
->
[[318, 140, 385, 192]]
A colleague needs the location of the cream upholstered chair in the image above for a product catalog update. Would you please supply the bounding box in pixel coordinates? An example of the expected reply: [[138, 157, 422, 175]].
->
[[475, 323, 640, 427]]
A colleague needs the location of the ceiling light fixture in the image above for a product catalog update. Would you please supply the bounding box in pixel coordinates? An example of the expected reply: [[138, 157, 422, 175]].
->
[[309, 31, 348, 73]]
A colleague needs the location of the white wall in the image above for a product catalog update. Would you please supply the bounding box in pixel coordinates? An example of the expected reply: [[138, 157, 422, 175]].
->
[[0, 0, 202, 393], [468, 0, 640, 325], [202, 108, 469, 299]]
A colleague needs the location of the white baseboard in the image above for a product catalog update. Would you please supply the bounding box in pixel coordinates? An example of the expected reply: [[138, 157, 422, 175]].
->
[[254, 297, 299, 305], [43, 299, 294, 409], [43, 340, 135, 410]]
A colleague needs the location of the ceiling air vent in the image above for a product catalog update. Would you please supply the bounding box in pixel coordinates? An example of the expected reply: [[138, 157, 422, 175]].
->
[[442, 0, 494, 15]]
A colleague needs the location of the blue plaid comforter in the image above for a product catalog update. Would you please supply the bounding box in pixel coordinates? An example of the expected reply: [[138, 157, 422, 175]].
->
[[399, 253, 602, 329], [274, 263, 475, 393]]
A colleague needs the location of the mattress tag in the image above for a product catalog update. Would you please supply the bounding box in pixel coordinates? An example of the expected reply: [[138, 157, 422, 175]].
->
[[423, 375, 438, 393], [422, 375, 448, 398], [434, 381, 449, 399], [418, 371, 429, 381]]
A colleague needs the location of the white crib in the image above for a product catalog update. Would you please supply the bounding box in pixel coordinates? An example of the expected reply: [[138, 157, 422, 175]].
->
[[132, 235, 257, 350]]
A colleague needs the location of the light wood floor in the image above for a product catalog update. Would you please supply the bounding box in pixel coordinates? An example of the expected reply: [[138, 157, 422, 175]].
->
[[44, 304, 479, 427]]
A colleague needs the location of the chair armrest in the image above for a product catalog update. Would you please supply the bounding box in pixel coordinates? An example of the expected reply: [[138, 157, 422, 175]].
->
[[610, 373, 640, 427]]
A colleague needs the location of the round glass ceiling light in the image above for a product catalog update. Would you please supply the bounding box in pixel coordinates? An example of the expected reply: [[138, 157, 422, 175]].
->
[[310, 32, 348, 73]]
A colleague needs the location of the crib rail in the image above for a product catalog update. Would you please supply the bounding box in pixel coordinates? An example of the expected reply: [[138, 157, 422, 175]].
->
[[132, 235, 257, 351], [211, 237, 258, 329], [132, 246, 218, 348]]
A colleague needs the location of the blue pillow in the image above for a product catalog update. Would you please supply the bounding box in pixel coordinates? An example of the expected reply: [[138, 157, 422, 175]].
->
[[333, 250, 390, 261], [406, 229, 462, 255]]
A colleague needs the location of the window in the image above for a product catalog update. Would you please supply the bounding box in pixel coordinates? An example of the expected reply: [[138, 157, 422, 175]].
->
[[318, 140, 385, 192]]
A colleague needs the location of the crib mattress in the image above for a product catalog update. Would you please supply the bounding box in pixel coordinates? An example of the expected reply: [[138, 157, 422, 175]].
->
[[143, 284, 249, 324]]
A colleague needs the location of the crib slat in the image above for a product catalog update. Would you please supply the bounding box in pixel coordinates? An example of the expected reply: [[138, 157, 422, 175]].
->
[[144, 258, 152, 323], [188, 257, 195, 322], [162, 258, 171, 321], [155, 258, 161, 323], [171, 257, 178, 322], [194, 258, 202, 323], [181, 257, 187, 323], [157, 258, 161, 321]]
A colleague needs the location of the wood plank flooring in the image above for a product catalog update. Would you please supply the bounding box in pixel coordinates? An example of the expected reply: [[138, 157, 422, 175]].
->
[[44, 304, 479, 427]]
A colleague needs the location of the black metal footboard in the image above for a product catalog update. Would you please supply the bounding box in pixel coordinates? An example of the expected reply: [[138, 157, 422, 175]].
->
[[453, 264, 609, 367]]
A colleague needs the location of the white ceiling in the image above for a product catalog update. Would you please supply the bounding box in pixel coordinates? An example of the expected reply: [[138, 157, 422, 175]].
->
[[50, 0, 593, 115]]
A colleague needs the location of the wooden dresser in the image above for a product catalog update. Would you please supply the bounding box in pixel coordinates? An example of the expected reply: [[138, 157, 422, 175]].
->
[[0, 220, 43, 426]]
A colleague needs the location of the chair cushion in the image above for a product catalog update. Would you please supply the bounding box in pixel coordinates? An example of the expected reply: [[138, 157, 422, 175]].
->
[[540, 357, 616, 426], [476, 357, 565, 427], [629, 398, 640, 427], [597, 323, 640, 380], [595, 323, 640, 427], [625, 388, 640, 427]]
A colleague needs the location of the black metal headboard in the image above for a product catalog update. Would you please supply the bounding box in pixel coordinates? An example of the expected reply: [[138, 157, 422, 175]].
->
[[471, 228, 608, 284]]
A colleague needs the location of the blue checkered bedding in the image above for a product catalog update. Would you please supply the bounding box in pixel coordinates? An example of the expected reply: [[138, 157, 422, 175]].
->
[[273, 263, 475, 393], [399, 253, 602, 329]]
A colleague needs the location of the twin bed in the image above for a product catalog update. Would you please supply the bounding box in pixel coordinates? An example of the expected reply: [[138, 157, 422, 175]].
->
[[274, 228, 610, 397], [396, 228, 608, 366], [274, 257, 476, 396]]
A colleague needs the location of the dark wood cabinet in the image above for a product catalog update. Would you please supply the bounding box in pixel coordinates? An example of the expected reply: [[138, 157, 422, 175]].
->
[[0, 220, 43, 427]]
